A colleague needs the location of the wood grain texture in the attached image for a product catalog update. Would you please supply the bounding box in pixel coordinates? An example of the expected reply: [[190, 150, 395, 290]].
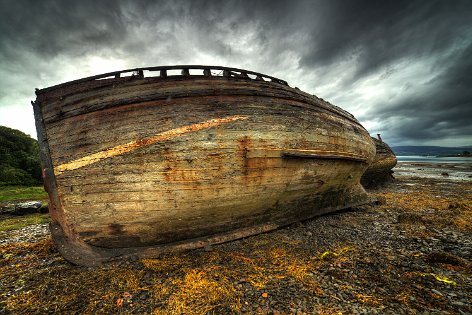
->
[[34, 71, 375, 265], [361, 137, 397, 187]]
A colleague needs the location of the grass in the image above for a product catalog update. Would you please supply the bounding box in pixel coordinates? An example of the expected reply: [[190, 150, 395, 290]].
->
[[0, 213, 50, 232], [0, 186, 48, 202]]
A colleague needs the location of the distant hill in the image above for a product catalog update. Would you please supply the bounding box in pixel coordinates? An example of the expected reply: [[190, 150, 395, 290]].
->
[[0, 126, 42, 186], [391, 146, 472, 156]]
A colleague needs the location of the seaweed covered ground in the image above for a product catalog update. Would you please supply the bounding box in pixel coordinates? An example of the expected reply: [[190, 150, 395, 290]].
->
[[0, 163, 471, 314]]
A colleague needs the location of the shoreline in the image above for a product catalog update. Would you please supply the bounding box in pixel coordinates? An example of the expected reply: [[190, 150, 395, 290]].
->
[[394, 161, 472, 182], [396, 156, 472, 164], [1, 162, 471, 314]]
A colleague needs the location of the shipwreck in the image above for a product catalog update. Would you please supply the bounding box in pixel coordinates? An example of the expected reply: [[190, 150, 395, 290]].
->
[[361, 135, 397, 188], [33, 65, 375, 266]]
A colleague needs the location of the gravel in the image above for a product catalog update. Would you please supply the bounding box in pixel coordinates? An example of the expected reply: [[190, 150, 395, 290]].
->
[[1, 162, 471, 314], [0, 222, 49, 244]]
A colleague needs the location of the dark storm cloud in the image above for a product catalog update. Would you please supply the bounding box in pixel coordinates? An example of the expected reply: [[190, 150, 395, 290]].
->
[[365, 41, 472, 145], [0, 0, 471, 145], [298, 1, 472, 79], [0, 0, 125, 59]]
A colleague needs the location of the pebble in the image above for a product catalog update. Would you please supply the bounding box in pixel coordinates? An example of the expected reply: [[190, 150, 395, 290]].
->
[[431, 289, 443, 296], [138, 291, 149, 300], [13, 201, 40, 212], [0, 223, 49, 244], [452, 301, 466, 307], [3, 167, 472, 315]]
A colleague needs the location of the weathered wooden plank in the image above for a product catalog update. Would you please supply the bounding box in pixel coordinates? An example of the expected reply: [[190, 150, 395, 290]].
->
[[45, 113, 369, 166], [34, 65, 375, 266], [39, 79, 357, 126], [43, 98, 349, 145], [361, 137, 398, 187]]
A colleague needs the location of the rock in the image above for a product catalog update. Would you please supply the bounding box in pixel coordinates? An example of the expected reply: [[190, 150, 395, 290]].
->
[[397, 212, 424, 224], [0, 223, 49, 244], [431, 289, 443, 296], [15, 201, 42, 215], [138, 291, 149, 300], [425, 252, 469, 267], [452, 301, 465, 307], [2, 166, 471, 315], [39, 203, 49, 213], [374, 196, 387, 205], [441, 172, 449, 176], [0, 202, 16, 215]]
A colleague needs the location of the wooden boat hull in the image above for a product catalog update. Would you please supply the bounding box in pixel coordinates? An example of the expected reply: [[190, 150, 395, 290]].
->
[[361, 137, 397, 188], [33, 66, 375, 266]]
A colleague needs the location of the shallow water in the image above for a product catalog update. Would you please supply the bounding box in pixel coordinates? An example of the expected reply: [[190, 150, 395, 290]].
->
[[394, 162, 472, 181], [397, 155, 472, 163]]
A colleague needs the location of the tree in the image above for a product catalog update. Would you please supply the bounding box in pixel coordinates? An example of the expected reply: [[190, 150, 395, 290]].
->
[[0, 126, 42, 186]]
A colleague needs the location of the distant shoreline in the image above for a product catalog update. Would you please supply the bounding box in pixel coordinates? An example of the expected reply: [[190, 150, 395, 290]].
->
[[396, 155, 472, 163], [394, 159, 472, 181], [439, 154, 472, 158], [391, 146, 472, 157]]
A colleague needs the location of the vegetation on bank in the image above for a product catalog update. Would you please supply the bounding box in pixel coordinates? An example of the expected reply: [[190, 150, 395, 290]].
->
[[0, 213, 50, 232], [0, 186, 47, 202], [0, 126, 42, 186]]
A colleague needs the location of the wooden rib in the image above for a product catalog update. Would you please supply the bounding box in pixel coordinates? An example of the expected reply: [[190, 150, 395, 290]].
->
[[247, 148, 368, 162], [281, 149, 368, 162], [54, 115, 248, 176]]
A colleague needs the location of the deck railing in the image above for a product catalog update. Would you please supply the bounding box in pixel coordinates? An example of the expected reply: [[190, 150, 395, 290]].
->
[[36, 65, 289, 94]]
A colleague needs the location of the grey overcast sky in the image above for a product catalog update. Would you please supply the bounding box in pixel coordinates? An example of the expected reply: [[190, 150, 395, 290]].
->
[[1, 0, 471, 146]]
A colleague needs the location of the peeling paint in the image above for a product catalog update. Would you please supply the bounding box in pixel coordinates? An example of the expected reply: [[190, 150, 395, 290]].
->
[[34, 66, 376, 265]]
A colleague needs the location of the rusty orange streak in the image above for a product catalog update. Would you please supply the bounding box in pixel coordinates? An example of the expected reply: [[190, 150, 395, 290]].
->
[[54, 115, 248, 176]]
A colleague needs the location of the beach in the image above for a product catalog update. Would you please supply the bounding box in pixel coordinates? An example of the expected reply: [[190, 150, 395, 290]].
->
[[0, 162, 471, 314]]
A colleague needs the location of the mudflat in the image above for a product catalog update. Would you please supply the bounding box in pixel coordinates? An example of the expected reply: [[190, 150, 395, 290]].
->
[[0, 162, 470, 314]]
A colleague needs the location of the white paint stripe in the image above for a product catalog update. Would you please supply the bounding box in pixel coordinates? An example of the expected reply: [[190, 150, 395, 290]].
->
[[54, 115, 248, 176]]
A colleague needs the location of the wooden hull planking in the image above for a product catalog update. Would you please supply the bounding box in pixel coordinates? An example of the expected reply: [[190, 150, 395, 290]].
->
[[361, 137, 397, 188], [33, 66, 376, 266]]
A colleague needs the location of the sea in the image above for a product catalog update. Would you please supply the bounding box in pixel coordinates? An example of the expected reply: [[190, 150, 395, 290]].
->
[[397, 156, 472, 163]]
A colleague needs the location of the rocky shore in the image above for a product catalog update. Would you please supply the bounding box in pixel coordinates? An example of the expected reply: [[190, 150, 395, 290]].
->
[[0, 201, 48, 216], [0, 162, 471, 314]]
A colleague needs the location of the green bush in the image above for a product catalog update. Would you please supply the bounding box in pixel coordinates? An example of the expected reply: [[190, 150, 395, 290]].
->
[[0, 126, 42, 186]]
